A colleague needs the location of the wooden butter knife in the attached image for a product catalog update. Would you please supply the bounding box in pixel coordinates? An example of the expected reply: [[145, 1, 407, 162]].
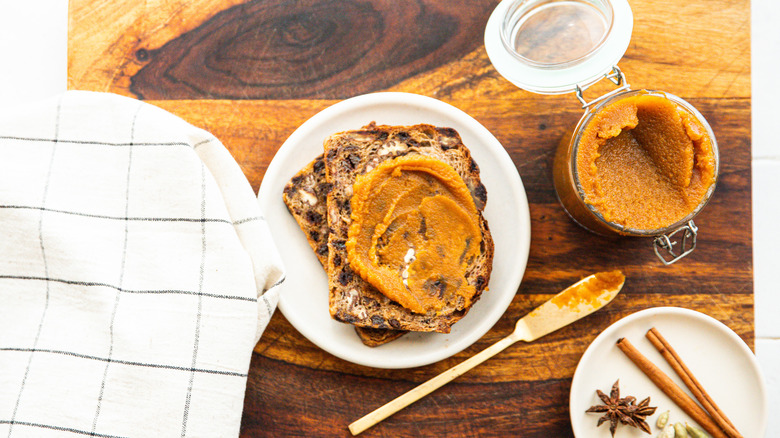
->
[[349, 270, 625, 435]]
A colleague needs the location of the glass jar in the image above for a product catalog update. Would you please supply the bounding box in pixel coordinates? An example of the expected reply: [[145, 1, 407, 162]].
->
[[486, 0, 633, 94], [552, 89, 719, 263], [485, 0, 719, 264]]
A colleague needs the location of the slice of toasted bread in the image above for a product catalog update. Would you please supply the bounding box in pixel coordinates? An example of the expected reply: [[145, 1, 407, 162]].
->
[[325, 123, 494, 333], [283, 156, 331, 265], [283, 155, 406, 346]]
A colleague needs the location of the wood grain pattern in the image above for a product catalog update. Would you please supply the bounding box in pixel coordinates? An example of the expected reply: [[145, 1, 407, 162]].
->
[[133, 0, 497, 99], [68, 0, 752, 436], [69, 0, 749, 100]]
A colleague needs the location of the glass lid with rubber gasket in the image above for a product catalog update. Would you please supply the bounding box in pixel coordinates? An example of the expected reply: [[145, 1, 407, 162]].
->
[[484, 0, 633, 94]]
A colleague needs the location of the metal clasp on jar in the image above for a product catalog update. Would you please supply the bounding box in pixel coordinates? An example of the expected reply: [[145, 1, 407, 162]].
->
[[653, 221, 698, 265], [575, 65, 631, 108]]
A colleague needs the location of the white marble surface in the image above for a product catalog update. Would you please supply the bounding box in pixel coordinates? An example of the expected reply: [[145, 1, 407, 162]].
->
[[753, 2, 780, 437], [1, 1, 777, 436]]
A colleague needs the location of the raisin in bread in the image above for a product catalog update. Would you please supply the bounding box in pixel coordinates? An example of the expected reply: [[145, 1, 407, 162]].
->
[[282, 155, 407, 346], [325, 123, 494, 333]]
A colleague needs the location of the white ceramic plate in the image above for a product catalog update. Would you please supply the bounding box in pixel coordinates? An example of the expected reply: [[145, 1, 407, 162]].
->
[[570, 307, 767, 437], [257, 92, 531, 369]]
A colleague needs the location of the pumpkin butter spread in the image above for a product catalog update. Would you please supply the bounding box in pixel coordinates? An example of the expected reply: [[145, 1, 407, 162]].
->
[[346, 154, 482, 314], [577, 94, 716, 230]]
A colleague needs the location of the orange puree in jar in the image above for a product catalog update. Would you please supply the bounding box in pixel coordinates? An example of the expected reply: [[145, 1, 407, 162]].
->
[[346, 155, 482, 314], [576, 94, 716, 230]]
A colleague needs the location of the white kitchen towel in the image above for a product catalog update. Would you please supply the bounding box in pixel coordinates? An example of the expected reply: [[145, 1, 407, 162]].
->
[[0, 91, 285, 437]]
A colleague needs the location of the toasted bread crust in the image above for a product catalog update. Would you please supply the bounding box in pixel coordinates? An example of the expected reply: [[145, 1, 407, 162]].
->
[[283, 156, 331, 264], [325, 123, 494, 333], [283, 155, 407, 346]]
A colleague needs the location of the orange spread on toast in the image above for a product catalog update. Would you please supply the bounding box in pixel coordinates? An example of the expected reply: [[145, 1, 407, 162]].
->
[[346, 155, 481, 314]]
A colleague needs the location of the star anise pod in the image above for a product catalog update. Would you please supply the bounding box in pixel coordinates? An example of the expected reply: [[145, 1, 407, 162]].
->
[[619, 396, 656, 434], [585, 380, 657, 436], [586, 380, 623, 436]]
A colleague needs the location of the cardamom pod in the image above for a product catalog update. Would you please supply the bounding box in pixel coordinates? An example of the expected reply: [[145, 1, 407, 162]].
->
[[658, 423, 675, 438], [685, 422, 709, 438], [656, 410, 670, 428], [674, 422, 688, 438]]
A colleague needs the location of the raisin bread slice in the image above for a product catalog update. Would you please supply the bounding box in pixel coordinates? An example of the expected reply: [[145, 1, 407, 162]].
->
[[325, 123, 494, 333], [283, 156, 331, 264], [282, 155, 407, 346]]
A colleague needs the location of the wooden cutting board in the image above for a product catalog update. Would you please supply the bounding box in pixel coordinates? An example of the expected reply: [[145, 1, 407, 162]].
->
[[68, 1, 751, 436]]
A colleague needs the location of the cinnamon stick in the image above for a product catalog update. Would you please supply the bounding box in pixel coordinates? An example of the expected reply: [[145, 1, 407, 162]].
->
[[646, 327, 743, 438], [615, 337, 727, 438]]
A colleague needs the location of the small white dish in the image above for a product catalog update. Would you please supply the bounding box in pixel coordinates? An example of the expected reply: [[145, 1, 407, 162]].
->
[[257, 92, 531, 369], [570, 307, 767, 437]]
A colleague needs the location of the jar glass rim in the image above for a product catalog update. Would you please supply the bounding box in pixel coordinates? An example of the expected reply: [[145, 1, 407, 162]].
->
[[569, 89, 720, 236], [499, 0, 616, 70]]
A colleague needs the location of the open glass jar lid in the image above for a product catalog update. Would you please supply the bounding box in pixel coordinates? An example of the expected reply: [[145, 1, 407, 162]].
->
[[484, 0, 633, 94], [484, 0, 719, 265]]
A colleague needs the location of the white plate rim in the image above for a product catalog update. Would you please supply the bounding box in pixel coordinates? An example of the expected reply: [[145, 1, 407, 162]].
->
[[257, 92, 531, 368], [569, 306, 767, 437]]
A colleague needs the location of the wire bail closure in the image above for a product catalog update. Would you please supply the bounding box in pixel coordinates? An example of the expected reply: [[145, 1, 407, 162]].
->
[[653, 220, 698, 265], [575, 66, 630, 108]]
